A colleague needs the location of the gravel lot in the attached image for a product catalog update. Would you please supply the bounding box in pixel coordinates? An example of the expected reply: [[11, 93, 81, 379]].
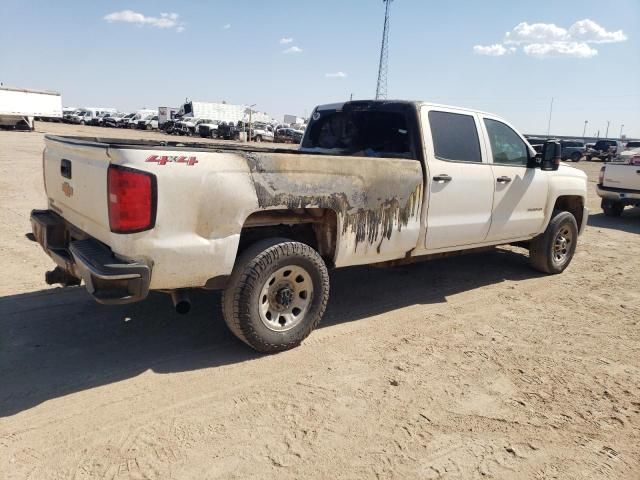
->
[[1, 122, 638, 479]]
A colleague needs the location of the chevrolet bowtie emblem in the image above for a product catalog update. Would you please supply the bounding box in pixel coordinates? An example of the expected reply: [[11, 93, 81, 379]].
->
[[62, 182, 74, 198]]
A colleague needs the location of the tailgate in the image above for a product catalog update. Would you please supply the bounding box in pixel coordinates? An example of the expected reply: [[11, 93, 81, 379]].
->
[[44, 136, 111, 238], [603, 164, 640, 191]]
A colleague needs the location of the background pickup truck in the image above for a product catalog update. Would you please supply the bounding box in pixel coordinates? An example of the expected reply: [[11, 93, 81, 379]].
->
[[597, 160, 640, 216], [31, 100, 588, 352]]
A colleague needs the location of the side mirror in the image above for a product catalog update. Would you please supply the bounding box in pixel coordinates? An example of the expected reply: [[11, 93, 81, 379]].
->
[[540, 141, 561, 171]]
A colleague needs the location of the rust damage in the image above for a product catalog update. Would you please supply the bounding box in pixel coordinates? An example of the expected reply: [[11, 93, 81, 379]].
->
[[243, 152, 423, 250]]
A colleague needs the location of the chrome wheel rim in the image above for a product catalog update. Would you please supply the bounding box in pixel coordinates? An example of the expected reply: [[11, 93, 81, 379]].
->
[[258, 265, 313, 332], [553, 226, 573, 264]]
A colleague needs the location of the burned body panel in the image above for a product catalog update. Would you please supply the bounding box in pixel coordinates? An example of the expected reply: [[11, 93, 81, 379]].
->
[[243, 152, 424, 266]]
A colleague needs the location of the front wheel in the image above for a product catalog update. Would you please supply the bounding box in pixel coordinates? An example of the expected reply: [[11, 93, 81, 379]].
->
[[222, 239, 329, 353], [528, 211, 578, 274]]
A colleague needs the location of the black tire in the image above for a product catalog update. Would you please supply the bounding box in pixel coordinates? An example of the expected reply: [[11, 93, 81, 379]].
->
[[222, 238, 329, 353], [529, 211, 578, 274], [255, 135, 262, 143], [601, 199, 624, 217], [570, 152, 581, 162]]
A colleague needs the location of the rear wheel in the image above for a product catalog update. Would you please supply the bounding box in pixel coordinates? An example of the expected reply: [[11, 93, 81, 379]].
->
[[529, 211, 578, 274], [602, 199, 624, 217], [222, 239, 329, 353], [570, 152, 581, 162]]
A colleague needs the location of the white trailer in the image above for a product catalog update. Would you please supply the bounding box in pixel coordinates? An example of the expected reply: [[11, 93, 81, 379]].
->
[[158, 106, 179, 126], [284, 114, 304, 125], [179, 101, 273, 124], [0, 86, 62, 130]]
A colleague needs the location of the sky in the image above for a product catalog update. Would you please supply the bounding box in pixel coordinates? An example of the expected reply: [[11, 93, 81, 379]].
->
[[1, 0, 639, 138]]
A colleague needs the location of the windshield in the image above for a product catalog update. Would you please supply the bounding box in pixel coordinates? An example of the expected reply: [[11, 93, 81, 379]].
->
[[301, 104, 415, 158]]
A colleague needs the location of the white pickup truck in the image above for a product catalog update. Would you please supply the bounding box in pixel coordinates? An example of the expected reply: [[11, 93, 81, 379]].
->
[[30, 100, 588, 352], [597, 151, 640, 216]]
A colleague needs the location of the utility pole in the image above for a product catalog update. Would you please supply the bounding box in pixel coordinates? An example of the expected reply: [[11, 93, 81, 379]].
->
[[546, 97, 554, 136], [605, 120, 610, 138], [375, 0, 393, 100], [619, 124, 624, 138], [582, 120, 588, 138], [247, 103, 256, 143]]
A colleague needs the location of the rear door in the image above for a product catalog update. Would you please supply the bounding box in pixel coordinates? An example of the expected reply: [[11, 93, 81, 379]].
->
[[421, 106, 495, 250], [479, 116, 548, 242]]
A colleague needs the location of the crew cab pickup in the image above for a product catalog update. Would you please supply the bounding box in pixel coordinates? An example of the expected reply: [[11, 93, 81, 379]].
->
[[30, 100, 588, 352], [597, 158, 640, 216]]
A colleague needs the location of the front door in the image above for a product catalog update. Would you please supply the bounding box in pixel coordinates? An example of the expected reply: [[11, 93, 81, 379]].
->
[[422, 107, 495, 250], [480, 117, 548, 242]]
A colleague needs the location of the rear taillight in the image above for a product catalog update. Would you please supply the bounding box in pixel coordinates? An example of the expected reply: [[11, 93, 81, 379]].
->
[[107, 165, 156, 233], [598, 166, 605, 185]]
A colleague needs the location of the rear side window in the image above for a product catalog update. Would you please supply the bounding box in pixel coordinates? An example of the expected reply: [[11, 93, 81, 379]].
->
[[484, 119, 528, 167], [428, 111, 482, 163], [302, 109, 414, 159]]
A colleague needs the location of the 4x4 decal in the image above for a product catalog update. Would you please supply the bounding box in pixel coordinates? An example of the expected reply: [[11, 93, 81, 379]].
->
[[145, 155, 198, 166]]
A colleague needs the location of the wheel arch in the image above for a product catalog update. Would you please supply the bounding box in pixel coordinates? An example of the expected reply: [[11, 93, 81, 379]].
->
[[552, 195, 585, 228], [237, 208, 339, 266]]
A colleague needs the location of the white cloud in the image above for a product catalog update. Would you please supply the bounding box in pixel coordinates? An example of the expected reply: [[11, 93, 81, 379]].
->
[[473, 44, 515, 56], [505, 22, 569, 44], [279, 37, 293, 44], [223, 24, 231, 30], [325, 71, 347, 78], [476, 18, 625, 59], [523, 41, 597, 59], [283, 46, 303, 54], [104, 10, 185, 31], [568, 19, 627, 43]]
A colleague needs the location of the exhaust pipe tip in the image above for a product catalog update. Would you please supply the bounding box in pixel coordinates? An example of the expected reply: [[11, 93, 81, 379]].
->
[[170, 290, 191, 314]]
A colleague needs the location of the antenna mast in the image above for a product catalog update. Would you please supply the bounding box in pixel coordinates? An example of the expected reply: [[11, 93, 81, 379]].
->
[[375, 0, 393, 100]]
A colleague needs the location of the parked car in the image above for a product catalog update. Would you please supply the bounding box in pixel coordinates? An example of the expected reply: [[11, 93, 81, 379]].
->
[[615, 147, 640, 165], [597, 161, 640, 216], [103, 113, 131, 128], [88, 112, 113, 127], [247, 123, 275, 142], [137, 115, 158, 130], [161, 118, 178, 134], [198, 120, 220, 138], [587, 139, 625, 162], [171, 117, 206, 136], [217, 121, 239, 140], [275, 127, 304, 144], [624, 141, 640, 150], [559, 140, 586, 162], [30, 99, 588, 353], [525, 136, 546, 155]]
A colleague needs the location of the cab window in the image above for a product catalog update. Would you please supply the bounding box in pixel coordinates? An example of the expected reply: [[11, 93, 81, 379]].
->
[[428, 111, 482, 163], [484, 119, 528, 167]]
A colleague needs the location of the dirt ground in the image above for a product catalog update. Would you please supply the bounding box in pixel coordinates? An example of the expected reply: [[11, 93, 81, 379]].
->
[[1, 122, 638, 479]]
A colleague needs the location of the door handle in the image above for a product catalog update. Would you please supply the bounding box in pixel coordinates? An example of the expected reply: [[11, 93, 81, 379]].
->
[[433, 174, 452, 183], [496, 176, 512, 183]]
